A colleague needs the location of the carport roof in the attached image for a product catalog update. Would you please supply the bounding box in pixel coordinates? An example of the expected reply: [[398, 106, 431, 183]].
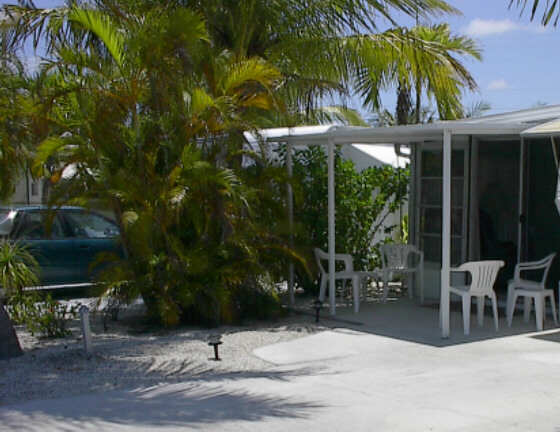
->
[[273, 104, 560, 145]]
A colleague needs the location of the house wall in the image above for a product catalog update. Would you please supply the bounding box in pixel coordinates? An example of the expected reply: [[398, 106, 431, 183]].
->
[[1, 174, 44, 206]]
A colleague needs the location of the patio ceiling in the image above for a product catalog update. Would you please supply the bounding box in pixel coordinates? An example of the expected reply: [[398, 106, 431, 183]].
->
[[522, 118, 560, 136]]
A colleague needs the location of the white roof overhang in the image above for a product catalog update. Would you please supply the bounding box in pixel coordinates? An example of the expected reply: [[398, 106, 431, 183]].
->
[[274, 121, 530, 146]]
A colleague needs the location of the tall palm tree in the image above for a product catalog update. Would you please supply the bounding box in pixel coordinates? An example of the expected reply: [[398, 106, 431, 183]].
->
[[357, 24, 481, 123], [180, 0, 461, 124]]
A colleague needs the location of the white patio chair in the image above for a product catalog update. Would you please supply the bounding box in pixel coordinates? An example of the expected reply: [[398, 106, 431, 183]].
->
[[314, 248, 379, 314], [379, 244, 424, 303], [506, 253, 558, 331], [447, 260, 504, 336]]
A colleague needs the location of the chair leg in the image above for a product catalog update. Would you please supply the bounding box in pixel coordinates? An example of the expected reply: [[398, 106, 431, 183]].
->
[[352, 275, 360, 314], [523, 297, 532, 324], [549, 292, 559, 326], [534, 295, 544, 331], [418, 268, 424, 303], [506, 283, 515, 324], [319, 276, 328, 302], [476, 296, 485, 328], [462, 295, 471, 336], [360, 276, 367, 302], [382, 271, 389, 303], [491, 293, 499, 332], [375, 275, 382, 301], [507, 292, 518, 328]]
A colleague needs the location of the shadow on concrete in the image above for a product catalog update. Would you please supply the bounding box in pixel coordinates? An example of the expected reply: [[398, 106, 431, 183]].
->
[[530, 328, 560, 344], [295, 295, 559, 348], [0, 367, 325, 431]]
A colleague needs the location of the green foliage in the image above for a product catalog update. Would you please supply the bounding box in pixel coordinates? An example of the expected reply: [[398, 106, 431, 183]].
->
[[0, 0, 479, 328], [0, 241, 39, 295], [290, 146, 409, 288], [7, 291, 78, 338], [0, 240, 74, 338]]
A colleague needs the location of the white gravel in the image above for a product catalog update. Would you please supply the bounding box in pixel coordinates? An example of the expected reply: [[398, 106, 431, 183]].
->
[[0, 300, 332, 407]]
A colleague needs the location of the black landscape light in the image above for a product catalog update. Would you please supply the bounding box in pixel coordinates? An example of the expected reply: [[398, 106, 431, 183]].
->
[[207, 334, 223, 361], [313, 299, 324, 323]]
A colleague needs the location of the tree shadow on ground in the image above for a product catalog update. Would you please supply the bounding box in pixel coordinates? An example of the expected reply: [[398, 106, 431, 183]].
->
[[0, 367, 326, 431]]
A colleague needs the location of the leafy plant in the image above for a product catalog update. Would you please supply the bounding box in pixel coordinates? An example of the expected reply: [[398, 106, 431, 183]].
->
[[289, 146, 409, 290], [0, 240, 76, 338], [7, 291, 79, 338], [0, 240, 39, 295]]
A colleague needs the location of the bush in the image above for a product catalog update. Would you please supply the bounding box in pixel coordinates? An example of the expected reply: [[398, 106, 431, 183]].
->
[[289, 146, 409, 292], [7, 291, 79, 338]]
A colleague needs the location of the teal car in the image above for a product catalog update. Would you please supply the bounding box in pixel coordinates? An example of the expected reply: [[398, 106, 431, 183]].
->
[[0, 206, 123, 288]]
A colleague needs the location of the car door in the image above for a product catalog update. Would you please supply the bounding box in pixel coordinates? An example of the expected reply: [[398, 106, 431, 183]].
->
[[61, 208, 122, 282], [14, 209, 78, 286]]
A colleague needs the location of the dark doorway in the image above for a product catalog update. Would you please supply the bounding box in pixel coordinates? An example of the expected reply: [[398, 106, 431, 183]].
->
[[477, 141, 520, 292], [525, 139, 560, 289]]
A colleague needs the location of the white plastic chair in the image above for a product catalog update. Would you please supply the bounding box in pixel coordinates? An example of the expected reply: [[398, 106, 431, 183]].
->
[[314, 248, 379, 313], [448, 260, 504, 336], [379, 244, 424, 303], [506, 253, 558, 331]]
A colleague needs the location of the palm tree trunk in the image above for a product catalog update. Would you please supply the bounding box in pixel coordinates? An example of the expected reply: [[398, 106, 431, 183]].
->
[[0, 300, 23, 360]]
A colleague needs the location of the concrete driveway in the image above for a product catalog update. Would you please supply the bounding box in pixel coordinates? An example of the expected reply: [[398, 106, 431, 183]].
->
[[2, 299, 560, 431]]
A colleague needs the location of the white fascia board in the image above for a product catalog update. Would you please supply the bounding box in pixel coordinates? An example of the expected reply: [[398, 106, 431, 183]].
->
[[276, 122, 528, 146]]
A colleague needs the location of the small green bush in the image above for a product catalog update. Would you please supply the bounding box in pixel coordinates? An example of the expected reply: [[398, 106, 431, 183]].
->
[[7, 291, 79, 338]]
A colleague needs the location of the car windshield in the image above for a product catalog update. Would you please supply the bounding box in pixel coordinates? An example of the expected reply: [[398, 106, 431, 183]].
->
[[0, 209, 16, 236]]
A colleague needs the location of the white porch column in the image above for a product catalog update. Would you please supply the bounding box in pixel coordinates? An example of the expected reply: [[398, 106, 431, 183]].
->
[[328, 139, 336, 316], [440, 129, 452, 338], [286, 142, 295, 308]]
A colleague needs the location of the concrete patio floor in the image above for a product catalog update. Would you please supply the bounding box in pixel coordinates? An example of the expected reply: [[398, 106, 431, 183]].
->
[[2, 297, 560, 431]]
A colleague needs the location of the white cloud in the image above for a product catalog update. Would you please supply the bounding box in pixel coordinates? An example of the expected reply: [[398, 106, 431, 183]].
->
[[487, 79, 509, 90], [464, 18, 521, 36]]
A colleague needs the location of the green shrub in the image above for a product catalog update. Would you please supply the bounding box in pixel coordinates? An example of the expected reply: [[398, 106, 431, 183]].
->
[[289, 146, 410, 293], [7, 291, 79, 338]]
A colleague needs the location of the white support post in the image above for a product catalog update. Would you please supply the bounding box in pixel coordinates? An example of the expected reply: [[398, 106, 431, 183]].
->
[[440, 130, 452, 338], [286, 143, 295, 308], [328, 139, 336, 316]]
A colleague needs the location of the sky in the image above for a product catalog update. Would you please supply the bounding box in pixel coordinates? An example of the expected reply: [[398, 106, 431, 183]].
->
[[386, 0, 560, 116], [1, 0, 559, 116]]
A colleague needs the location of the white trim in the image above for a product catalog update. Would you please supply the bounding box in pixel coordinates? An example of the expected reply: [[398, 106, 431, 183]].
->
[[440, 129, 452, 338], [328, 139, 336, 316]]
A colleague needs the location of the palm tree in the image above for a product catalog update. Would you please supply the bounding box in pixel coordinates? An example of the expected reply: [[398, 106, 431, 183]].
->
[[0, 0, 483, 324], [358, 24, 481, 123], [0, 241, 39, 359], [182, 0, 461, 124], [3, 2, 298, 325], [510, 0, 560, 26]]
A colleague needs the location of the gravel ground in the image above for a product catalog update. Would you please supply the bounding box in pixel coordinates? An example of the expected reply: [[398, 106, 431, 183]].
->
[[0, 299, 334, 407]]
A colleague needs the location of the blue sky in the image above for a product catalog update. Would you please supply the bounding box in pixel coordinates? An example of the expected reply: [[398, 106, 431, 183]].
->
[[2, 0, 559, 116], [385, 0, 560, 115]]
